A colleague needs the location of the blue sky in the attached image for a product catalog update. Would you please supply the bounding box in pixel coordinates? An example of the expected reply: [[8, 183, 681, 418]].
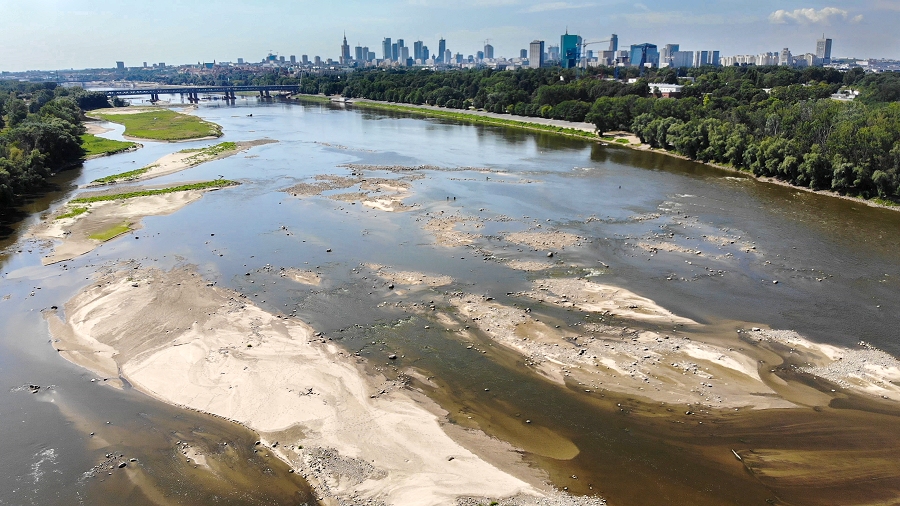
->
[[0, 0, 897, 71]]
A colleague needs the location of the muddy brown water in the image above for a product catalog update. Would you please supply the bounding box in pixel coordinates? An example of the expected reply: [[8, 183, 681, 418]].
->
[[1, 97, 899, 505]]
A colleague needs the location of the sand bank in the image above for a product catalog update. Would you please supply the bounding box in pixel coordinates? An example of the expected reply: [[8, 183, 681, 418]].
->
[[46, 266, 588, 506], [87, 139, 276, 186], [285, 172, 420, 213], [31, 186, 225, 265]]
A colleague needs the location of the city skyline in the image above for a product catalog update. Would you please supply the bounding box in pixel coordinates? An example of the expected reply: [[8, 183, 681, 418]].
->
[[0, 0, 898, 72]]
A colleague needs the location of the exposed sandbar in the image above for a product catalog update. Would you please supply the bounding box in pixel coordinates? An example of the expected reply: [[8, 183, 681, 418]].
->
[[46, 266, 578, 505]]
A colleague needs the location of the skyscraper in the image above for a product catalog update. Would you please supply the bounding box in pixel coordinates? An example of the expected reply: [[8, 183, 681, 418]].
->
[[438, 38, 446, 63], [630, 43, 659, 68], [662, 44, 679, 66], [423, 47, 429, 61], [520, 49, 528, 59], [341, 33, 351, 64], [484, 44, 494, 59], [444, 50, 452, 64], [816, 37, 833, 65], [609, 34, 618, 52], [560, 31, 582, 69], [382, 38, 392, 61], [392, 43, 399, 62], [477, 50, 484, 61], [414, 40, 424, 61], [780, 48, 792, 66], [529, 40, 545, 69]]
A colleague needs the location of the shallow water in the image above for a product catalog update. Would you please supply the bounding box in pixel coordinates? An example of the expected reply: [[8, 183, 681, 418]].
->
[[1, 97, 899, 505]]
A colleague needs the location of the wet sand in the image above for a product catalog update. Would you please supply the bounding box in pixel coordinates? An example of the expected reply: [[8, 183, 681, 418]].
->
[[47, 265, 601, 506]]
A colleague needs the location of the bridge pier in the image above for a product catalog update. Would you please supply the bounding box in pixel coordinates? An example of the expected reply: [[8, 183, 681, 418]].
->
[[149, 92, 160, 103]]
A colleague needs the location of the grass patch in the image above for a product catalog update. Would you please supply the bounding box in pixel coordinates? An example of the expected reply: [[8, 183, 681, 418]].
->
[[91, 110, 222, 141], [179, 141, 238, 164], [871, 197, 899, 207], [615, 138, 630, 144], [295, 94, 332, 103], [71, 180, 239, 204], [55, 206, 88, 220], [92, 166, 155, 184], [81, 134, 136, 157], [351, 102, 598, 140], [90, 223, 131, 241]]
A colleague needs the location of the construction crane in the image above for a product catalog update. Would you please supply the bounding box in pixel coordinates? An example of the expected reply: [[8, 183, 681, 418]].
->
[[574, 39, 611, 79]]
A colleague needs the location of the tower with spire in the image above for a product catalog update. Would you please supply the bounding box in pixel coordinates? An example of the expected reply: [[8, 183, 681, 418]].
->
[[341, 32, 351, 64]]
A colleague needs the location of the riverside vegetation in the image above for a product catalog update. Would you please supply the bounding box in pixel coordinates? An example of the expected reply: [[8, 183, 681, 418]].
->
[[279, 66, 899, 203], [0, 81, 113, 210]]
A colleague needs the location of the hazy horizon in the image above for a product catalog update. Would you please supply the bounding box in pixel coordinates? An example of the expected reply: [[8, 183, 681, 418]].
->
[[1, 0, 898, 72]]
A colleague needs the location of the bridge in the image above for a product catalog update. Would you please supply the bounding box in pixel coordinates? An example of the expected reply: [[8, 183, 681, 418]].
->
[[102, 85, 301, 102]]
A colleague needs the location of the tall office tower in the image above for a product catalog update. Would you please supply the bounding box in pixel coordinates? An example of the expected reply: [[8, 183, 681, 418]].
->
[[382, 38, 392, 61], [816, 36, 833, 64], [314, 56, 322, 66], [116, 61, 125, 70], [671, 51, 693, 68], [238, 58, 245, 64], [445, 49, 452, 64], [547, 45, 560, 62], [396, 39, 405, 52], [414, 40, 424, 61], [630, 43, 659, 67], [400, 46, 410, 65], [302, 55, 309, 64], [438, 38, 446, 62], [529, 40, 545, 69], [477, 50, 484, 60], [422, 47, 429, 61], [392, 44, 399, 61], [341, 33, 351, 63], [560, 31, 582, 68], [711, 50, 720, 66], [354, 46, 364, 61], [780, 48, 792, 66], [696, 50, 709, 67], [484, 44, 494, 59], [362, 47, 369, 61], [520, 49, 528, 59], [290, 55, 296, 64], [609, 34, 618, 52], [662, 44, 679, 66]]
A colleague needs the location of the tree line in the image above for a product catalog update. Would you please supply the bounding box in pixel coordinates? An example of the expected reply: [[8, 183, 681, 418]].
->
[[277, 65, 899, 202], [0, 82, 111, 209]]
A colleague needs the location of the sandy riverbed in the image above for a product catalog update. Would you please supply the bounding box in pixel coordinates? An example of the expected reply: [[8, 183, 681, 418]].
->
[[30, 189, 219, 265], [87, 139, 276, 186], [46, 265, 611, 506]]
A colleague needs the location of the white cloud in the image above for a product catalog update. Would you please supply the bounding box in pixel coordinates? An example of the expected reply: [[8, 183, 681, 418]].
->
[[524, 2, 594, 13], [768, 7, 862, 24]]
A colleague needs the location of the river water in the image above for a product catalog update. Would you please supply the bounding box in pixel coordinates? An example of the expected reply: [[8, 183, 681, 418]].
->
[[1, 97, 899, 505]]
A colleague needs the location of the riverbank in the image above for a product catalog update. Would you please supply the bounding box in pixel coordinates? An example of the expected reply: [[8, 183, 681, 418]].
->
[[346, 99, 599, 140], [331, 97, 899, 212], [88, 107, 222, 142]]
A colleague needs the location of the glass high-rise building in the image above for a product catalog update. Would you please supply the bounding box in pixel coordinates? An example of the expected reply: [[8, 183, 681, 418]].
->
[[382, 38, 392, 61], [438, 38, 446, 63], [630, 43, 659, 68], [560, 32, 582, 69], [816, 37, 833, 64]]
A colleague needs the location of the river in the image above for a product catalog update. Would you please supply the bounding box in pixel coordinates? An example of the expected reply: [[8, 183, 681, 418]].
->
[[1, 96, 899, 505]]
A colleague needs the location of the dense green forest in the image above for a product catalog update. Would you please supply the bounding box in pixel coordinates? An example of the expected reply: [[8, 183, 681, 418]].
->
[[274, 65, 900, 202], [0, 82, 110, 209]]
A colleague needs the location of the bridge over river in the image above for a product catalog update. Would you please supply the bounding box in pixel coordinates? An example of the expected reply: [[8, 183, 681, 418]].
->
[[103, 85, 300, 102]]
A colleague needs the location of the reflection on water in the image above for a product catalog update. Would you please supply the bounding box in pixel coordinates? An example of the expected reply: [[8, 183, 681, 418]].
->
[[1, 97, 899, 505]]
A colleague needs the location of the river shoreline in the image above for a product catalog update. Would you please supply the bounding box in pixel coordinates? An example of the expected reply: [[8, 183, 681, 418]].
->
[[318, 96, 899, 213]]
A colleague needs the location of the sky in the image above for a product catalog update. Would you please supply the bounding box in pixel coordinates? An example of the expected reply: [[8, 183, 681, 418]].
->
[[0, 0, 898, 71]]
